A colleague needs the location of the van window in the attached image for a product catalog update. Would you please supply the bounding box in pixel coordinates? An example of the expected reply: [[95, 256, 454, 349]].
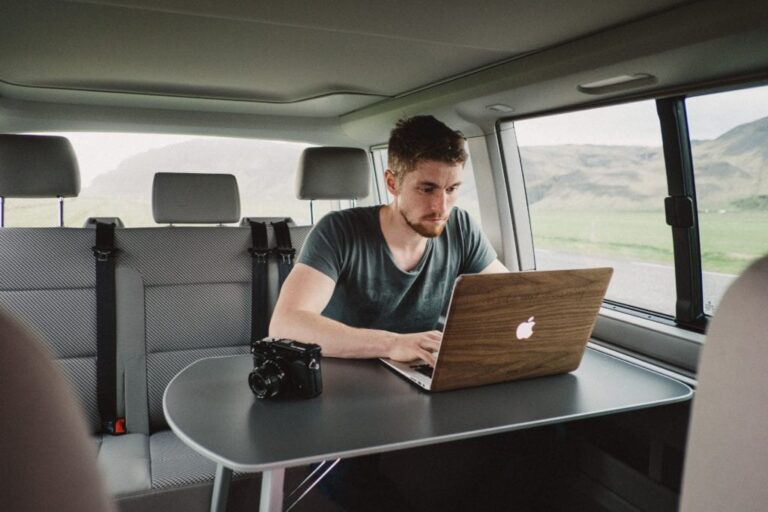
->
[[5, 134, 314, 227], [686, 84, 768, 314], [504, 100, 675, 315]]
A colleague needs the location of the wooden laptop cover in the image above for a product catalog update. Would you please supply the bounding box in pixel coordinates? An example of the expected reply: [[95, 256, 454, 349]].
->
[[431, 267, 613, 392]]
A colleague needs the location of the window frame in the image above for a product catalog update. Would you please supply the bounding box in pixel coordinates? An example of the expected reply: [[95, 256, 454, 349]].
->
[[494, 80, 768, 334]]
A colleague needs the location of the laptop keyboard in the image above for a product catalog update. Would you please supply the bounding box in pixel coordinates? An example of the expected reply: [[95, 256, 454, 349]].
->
[[411, 363, 434, 378]]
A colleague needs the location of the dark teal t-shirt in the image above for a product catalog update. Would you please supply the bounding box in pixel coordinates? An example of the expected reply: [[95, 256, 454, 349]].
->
[[297, 206, 497, 333]]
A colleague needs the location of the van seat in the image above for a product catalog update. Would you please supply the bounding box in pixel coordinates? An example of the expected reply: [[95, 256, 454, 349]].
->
[[0, 134, 152, 497], [680, 255, 768, 511]]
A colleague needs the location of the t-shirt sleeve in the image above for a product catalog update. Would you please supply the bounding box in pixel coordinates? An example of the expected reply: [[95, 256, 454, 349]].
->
[[296, 213, 345, 282], [456, 208, 498, 274]]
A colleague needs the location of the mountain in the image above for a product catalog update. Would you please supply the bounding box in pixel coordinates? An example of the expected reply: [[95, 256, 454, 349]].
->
[[519, 116, 768, 210], [80, 115, 768, 213], [84, 138, 308, 201]]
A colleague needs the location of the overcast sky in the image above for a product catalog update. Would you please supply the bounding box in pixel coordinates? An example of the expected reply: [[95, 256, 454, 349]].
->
[[514, 85, 768, 146], [46, 85, 768, 186]]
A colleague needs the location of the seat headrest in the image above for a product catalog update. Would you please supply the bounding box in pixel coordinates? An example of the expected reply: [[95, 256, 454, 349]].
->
[[152, 173, 240, 224], [0, 134, 80, 198], [295, 147, 371, 200]]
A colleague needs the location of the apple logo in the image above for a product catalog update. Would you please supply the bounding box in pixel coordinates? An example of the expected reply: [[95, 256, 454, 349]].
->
[[515, 316, 536, 340]]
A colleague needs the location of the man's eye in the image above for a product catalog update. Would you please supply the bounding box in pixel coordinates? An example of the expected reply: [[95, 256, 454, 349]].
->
[[419, 187, 434, 193], [447, 186, 460, 193]]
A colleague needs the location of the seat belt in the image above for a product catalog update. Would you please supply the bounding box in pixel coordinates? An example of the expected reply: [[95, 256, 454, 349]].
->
[[92, 222, 124, 435], [249, 220, 270, 341], [272, 219, 296, 290]]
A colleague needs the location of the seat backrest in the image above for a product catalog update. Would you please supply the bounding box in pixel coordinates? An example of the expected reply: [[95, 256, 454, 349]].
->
[[0, 307, 115, 512], [679, 255, 768, 511], [117, 172, 253, 432]]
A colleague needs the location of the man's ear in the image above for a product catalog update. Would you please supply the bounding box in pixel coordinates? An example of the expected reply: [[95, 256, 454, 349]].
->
[[385, 169, 398, 196]]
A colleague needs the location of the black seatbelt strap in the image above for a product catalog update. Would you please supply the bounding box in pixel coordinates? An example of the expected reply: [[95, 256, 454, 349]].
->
[[249, 221, 270, 341], [272, 219, 296, 290], [92, 222, 124, 435]]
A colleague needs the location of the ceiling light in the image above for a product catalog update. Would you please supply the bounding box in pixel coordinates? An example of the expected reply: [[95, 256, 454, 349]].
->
[[578, 73, 657, 95], [486, 104, 515, 113]]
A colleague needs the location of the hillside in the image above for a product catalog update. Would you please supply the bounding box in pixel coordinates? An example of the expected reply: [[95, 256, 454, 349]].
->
[[79, 115, 768, 215], [520, 115, 768, 210], [84, 138, 308, 201]]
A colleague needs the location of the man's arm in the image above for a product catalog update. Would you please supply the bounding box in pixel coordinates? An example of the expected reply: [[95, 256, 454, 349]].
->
[[480, 259, 509, 274], [269, 263, 441, 365]]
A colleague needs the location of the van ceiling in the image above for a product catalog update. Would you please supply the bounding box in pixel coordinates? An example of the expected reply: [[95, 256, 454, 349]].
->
[[1, 0, 688, 118]]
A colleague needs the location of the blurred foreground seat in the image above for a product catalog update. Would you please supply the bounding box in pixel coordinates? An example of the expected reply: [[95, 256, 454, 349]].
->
[[680, 255, 768, 511], [0, 307, 116, 512]]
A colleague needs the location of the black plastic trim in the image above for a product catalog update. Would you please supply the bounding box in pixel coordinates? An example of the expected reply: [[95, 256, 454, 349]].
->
[[655, 98, 707, 333]]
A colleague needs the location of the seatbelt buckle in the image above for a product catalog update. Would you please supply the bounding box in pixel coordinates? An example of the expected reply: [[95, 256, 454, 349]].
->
[[248, 248, 270, 263], [92, 246, 116, 262], [104, 418, 127, 435], [276, 248, 296, 265]]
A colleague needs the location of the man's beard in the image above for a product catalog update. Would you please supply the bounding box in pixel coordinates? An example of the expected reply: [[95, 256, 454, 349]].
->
[[401, 210, 447, 238]]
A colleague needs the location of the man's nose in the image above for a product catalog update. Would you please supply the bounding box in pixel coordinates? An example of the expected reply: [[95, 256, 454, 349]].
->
[[431, 190, 448, 213]]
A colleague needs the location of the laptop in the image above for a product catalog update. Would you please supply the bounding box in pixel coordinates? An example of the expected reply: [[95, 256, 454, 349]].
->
[[381, 267, 613, 391]]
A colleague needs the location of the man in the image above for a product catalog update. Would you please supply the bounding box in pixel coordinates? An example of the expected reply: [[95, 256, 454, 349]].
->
[[270, 115, 507, 365]]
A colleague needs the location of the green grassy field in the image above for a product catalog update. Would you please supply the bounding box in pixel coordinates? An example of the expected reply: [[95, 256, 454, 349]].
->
[[6, 198, 766, 276], [530, 208, 768, 275]]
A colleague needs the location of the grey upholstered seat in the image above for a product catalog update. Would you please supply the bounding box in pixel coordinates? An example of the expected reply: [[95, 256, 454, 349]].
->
[[0, 134, 153, 499], [114, 174, 251, 496], [679, 255, 768, 511], [0, 306, 116, 512], [110, 172, 320, 510]]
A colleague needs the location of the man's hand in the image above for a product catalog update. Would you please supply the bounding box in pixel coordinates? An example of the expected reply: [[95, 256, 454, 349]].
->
[[388, 330, 443, 366]]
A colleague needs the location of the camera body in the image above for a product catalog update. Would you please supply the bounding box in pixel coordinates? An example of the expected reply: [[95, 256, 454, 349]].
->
[[249, 338, 322, 399]]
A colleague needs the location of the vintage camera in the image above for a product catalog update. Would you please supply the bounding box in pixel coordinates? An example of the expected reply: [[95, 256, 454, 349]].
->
[[249, 338, 322, 399]]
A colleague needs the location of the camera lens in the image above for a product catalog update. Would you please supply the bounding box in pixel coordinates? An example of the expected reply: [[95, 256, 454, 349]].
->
[[249, 362, 283, 399]]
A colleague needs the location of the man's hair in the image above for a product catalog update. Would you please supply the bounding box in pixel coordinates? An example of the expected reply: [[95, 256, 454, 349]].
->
[[387, 115, 467, 183]]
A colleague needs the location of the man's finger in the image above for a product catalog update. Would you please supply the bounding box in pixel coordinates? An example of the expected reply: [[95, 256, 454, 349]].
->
[[417, 349, 436, 366]]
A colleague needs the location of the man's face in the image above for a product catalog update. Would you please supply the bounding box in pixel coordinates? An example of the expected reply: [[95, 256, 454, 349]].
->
[[387, 159, 463, 238]]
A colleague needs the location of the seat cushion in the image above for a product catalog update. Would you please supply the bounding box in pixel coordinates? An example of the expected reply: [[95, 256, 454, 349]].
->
[[149, 430, 219, 489], [97, 433, 152, 496]]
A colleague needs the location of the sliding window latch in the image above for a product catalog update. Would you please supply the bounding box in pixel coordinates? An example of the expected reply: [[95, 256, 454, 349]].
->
[[664, 196, 694, 228]]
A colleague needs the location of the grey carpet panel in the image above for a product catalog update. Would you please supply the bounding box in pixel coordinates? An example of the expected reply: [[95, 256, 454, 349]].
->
[[115, 228, 252, 286], [0, 288, 96, 358], [57, 356, 100, 432], [0, 228, 95, 289], [144, 283, 250, 353], [147, 347, 250, 431]]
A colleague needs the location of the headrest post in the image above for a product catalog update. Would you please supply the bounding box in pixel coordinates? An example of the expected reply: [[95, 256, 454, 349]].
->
[[351, 199, 357, 208], [309, 200, 315, 225], [0, 197, 4, 227], [57, 196, 64, 227]]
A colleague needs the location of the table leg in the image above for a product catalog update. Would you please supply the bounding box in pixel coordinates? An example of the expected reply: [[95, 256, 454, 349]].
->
[[210, 464, 233, 512], [260, 468, 286, 512]]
